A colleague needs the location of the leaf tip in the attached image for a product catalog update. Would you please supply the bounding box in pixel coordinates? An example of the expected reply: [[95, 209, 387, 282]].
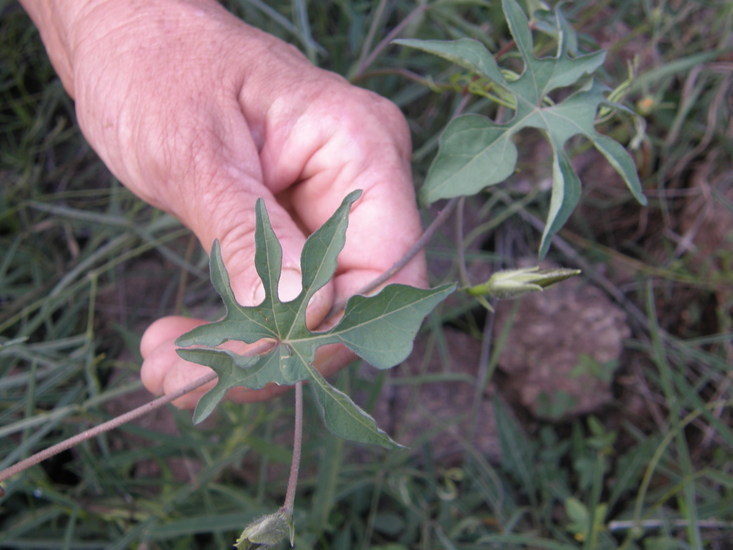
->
[[344, 188, 363, 205], [210, 237, 222, 254], [174, 335, 191, 348], [191, 408, 209, 426], [385, 438, 409, 451], [192, 391, 220, 425]]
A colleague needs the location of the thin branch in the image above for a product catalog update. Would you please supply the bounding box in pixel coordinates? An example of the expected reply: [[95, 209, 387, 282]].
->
[[455, 196, 470, 287], [353, 0, 389, 77], [351, 67, 437, 87], [0, 370, 216, 486], [282, 381, 304, 514], [470, 304, 495, 445], [351, 4, 429, 80], [0, 340, 272, 488], [330, 197, 459, 317]]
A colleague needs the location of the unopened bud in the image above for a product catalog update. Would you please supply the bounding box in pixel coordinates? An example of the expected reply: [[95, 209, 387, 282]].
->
[[465, 266, 581, 300], [235, 509, 294, 549]]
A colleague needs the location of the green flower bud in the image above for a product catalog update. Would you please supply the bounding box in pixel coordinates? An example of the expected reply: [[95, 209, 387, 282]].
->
[[465, 266, 581, 300], [235, 509, 294, 549]]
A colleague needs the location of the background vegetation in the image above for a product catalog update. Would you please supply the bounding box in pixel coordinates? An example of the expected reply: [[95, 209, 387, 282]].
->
[[1, 0, 731, 548]]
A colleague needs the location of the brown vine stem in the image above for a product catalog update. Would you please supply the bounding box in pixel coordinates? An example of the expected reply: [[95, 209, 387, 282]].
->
[[0, 340, 271, 489], [282, 381, 303, 515], [0, 370, 215, 487]]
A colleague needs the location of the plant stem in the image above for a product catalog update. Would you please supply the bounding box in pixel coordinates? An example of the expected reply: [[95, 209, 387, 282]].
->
[[0, 340, 278, 490], [330, 197, 459, 317], [0, 370, 217, 487], [282, 381, 304, 515], [455, 196, 470, 288], [350, 3, 428, 80]]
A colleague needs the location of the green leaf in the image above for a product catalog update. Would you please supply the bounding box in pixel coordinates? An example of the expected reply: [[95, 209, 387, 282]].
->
[[319, 284, 451, 368], [177, 191, 454, 448], [393, 37, 507, 86], [397, 0, 646, 257], [307, 363, 405, 449]]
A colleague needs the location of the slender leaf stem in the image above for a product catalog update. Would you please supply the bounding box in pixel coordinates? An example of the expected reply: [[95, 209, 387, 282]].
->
[[282, 381, 304, 514], [0, 370, 216, 487]]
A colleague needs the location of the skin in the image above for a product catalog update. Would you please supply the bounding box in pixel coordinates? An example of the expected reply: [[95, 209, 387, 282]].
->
[[21, 0, 426, 408]]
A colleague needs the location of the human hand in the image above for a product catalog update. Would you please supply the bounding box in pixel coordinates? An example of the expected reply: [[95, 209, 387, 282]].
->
[[27, 0, 426, 407]]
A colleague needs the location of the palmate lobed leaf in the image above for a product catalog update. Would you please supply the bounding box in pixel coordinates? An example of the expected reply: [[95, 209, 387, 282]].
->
[[395, 0, 646, 257], [177, 191, 454, 448]]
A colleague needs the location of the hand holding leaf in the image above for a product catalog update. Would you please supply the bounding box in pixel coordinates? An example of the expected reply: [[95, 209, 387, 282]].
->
[[176, 190, 454, 448]]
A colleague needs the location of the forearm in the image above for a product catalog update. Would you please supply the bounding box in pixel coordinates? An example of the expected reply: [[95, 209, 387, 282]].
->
[[18, 1, 85, 93], [18, 0, 224, 98]]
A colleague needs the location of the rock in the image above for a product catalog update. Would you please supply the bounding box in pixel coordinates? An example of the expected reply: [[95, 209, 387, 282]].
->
[[495, 274, 630, 421]]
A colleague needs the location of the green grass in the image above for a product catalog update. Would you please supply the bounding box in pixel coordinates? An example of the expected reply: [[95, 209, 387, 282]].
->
[[1, 0, 732, 548]]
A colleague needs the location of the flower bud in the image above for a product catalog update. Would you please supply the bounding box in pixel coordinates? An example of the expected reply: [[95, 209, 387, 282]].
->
[[235, 509, 294, 549], [466, 266, 581, 300]]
